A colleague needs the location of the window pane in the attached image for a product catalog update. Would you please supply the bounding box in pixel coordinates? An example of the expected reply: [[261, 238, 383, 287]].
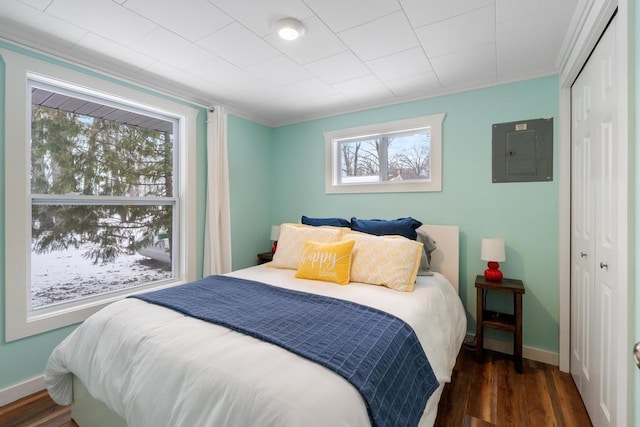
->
[[31, 204, 174, 309], [30, 89, 174, 197], [338, 128, 430, 183]]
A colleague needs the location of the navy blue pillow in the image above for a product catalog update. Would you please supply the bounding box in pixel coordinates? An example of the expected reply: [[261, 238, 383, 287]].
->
[[301, 216, 351, 228], [350, 217, 423, 240]]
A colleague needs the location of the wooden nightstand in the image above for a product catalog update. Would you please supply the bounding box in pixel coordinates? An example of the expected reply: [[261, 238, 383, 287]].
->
[[475, 275, 525, 373], [257, 252, 273, 265]]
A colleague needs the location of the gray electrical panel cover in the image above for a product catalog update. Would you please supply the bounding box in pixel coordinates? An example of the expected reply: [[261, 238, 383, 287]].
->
[[492, 118, 553, 183]]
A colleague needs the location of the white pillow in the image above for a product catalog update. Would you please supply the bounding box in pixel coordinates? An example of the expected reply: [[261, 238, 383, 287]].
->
[[271, 224, 343, 270], [344, 232, 423, 292]]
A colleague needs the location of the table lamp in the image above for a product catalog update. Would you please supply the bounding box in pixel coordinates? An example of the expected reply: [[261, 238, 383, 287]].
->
[[481, 237, 505, 281]]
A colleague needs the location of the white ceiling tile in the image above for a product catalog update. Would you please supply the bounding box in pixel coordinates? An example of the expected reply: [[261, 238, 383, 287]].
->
[[399, 0, 494, 28], [339, 11, 419, 62], [191, 56, 258, 86], [306, 51, 371, 84], [130, 27, 214, 70], [17, 0, 52, 11], [430, 43, 496, 87], [0, 2, 87, 47], [303, 0, 401, 32], [46, 0, 157, 46], [197, 22, 280, 68], [416, 5, 495, 58], [246, 55, 313, 86], [148, 61, 212, 88], [495, 0, 529, 23], [122, 0, 233, 42], [266, 17, 346, 64], [277, 78, 339, 101], [496, 0, 579, 24], [225, 80, 288, 104], [209, 0, 314, 37], [308, 93, 354, 109], [366, 47, 433, 82], [385, 72, 441, 98], [333, 74, 394, 105], [75, 33, 157, 70], [496, 16, 564, 77]]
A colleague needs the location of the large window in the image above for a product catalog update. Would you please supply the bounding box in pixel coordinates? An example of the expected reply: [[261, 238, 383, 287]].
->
[[29, 82, 176, 309], [4, 50, 197, 340], [325, 114, 445, 193]]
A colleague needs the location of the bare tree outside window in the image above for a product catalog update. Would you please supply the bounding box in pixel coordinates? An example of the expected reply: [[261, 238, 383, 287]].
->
[[338, 129, 431, 183], [326, 114, 444, 194]]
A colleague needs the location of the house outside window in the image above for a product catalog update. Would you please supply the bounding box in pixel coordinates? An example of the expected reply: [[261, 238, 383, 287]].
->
[[3, 50, 197, 341], [325, 114, 445, 194]]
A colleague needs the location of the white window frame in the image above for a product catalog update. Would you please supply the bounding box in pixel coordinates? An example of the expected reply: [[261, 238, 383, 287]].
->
[[3, 49, 198, 341], [325, 114, 445, 194]]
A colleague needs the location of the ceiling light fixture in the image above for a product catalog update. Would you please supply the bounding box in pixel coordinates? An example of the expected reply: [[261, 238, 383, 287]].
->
[[275, 18, 306, 41]]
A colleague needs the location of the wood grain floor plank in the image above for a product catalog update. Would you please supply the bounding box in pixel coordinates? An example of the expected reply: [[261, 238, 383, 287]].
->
[[524, 358, 559, 427], [495, 354, 527, 426], [465, 350, 497, 424], [552, 369, 593, 427]]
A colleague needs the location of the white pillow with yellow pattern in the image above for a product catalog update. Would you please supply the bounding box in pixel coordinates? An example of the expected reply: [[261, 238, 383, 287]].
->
[[271, 223, 343, 270], [343, 232, 424, 292]]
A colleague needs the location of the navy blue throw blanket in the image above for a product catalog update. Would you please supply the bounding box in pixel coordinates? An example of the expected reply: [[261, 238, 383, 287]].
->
[[131, 275, 438, 427]]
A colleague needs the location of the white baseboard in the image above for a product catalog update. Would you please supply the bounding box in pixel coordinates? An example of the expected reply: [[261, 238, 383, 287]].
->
[[466, 333, 559, 366], [0, 375, 45, 407]]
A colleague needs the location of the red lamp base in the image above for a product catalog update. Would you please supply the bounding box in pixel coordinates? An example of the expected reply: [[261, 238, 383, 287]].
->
[[484, 261, 503, 281], [271, 240, 278, 254]]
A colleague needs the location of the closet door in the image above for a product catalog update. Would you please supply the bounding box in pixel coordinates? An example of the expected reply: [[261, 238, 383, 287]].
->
[[570, 17, 618, 427]]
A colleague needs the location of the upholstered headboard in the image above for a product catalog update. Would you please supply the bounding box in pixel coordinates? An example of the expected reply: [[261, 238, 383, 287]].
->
[[418, 224, 460, 292]]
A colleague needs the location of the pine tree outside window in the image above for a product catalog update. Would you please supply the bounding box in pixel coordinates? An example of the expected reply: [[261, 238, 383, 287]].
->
[[29, 82, 177, 309]]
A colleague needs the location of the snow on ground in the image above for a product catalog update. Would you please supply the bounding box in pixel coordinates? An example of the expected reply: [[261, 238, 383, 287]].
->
[[31, 244, 172, 308]]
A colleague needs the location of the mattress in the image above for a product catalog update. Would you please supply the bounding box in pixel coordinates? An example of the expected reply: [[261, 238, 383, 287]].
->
[[45, 264, 467, 426]]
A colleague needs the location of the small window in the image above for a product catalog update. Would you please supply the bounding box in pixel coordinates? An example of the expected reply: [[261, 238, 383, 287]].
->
[[325, 114, 444, 193]]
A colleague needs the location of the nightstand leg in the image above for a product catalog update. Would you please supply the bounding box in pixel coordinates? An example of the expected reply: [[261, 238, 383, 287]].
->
[[476, 288, 484, 363], [515, 293, 523, 373]]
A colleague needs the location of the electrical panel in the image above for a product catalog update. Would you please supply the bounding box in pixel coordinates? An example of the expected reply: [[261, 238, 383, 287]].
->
[[492, 118, 553, 183]]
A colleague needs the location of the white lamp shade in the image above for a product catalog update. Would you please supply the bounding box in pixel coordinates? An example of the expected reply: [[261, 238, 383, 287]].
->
[[270, 225, 281, 241], [481, 238, 505, 262]]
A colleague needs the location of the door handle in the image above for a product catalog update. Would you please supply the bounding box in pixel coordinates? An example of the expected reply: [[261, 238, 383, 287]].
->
[[580, 252, 587, 258], [635, 342, 640, 370], [600, 262, 608, 269]]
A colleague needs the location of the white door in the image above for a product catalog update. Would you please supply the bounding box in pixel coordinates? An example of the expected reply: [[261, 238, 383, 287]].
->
[[570, 17, 618, 427]]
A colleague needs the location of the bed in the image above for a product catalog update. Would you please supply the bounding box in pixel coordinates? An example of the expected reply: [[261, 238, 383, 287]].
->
[[45, 223, 466, 427]]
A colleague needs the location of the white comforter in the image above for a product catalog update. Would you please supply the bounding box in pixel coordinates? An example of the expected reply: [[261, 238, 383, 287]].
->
[[45, 265, 466, 427]]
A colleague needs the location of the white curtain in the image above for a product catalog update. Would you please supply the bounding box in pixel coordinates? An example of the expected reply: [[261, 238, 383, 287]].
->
[[203, 106, 232, 275]]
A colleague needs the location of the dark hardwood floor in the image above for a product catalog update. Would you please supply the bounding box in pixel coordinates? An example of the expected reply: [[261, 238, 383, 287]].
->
[[0, 389, 75, 427], [435, 348, 592, 426], [0, 348, 591, 426]]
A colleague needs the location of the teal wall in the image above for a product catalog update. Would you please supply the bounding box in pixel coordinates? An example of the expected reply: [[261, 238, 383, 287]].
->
[[270, 76, 560, 353], [0, 43, 208, 390], [227, 114, 274, 269]]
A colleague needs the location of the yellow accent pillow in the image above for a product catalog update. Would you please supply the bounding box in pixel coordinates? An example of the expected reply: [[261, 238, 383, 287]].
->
[[271, 224, 344, 270], [344, 233, 423, 292], [295, 240, 356, 285]]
